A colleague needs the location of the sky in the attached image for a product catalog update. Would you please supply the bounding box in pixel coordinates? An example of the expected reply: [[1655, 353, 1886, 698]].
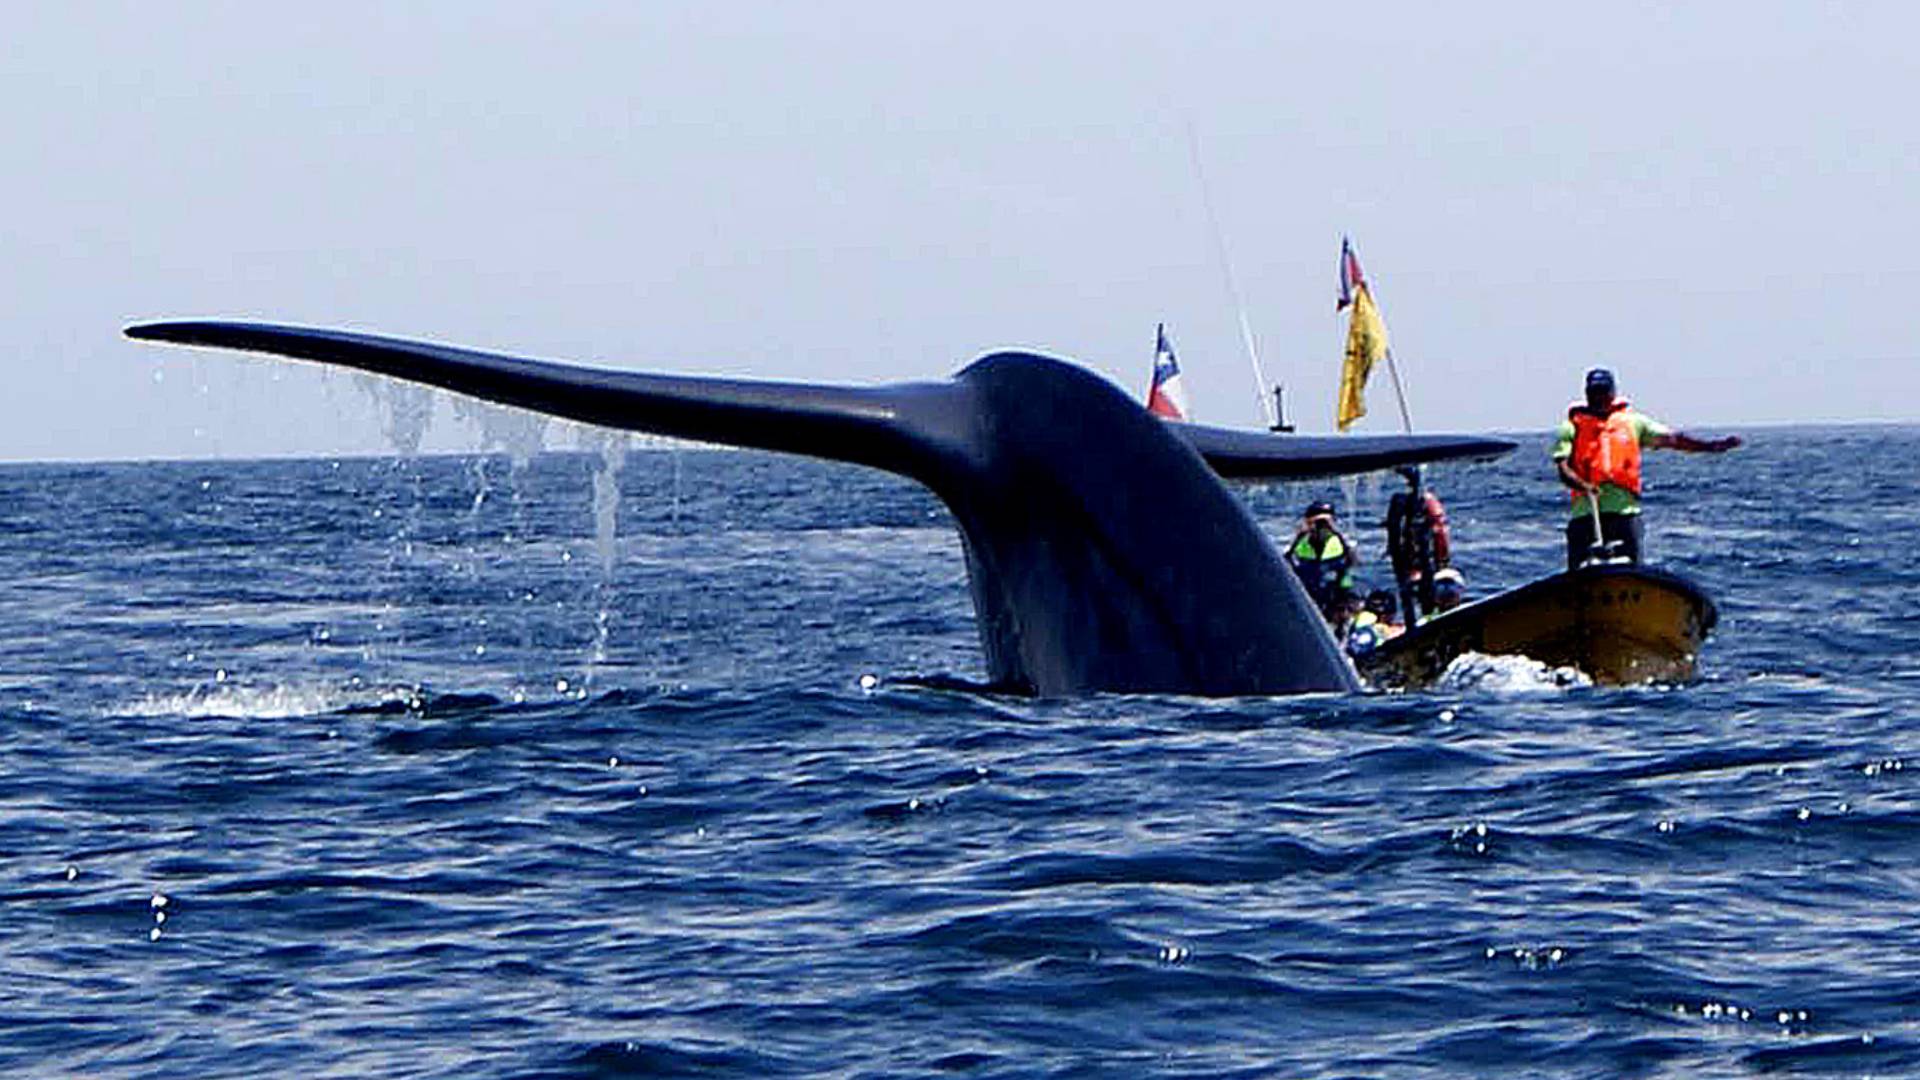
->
[[3, 2, 1916, 462]]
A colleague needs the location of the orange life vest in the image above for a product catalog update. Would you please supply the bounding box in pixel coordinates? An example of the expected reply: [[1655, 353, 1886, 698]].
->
[[1567, 399, 1642, 499]]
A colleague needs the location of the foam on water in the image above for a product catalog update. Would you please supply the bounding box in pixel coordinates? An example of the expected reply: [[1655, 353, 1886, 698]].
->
[[111, 679, 413, 720], [1434, 650, 1593, 692]]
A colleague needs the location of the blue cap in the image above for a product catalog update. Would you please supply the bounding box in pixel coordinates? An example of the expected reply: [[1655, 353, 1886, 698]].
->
[[1585, 368, 1616, 392]]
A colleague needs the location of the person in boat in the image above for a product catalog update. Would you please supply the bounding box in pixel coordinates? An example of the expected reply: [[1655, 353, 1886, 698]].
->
[[1384, 465, 1452, 622], [1364, 589, 1403, 637], [1417, 567, 1467, 624], [1552, 368, 1742, 571], [1344, 589, 1405, 659], [1286, 499, 1357, 627]]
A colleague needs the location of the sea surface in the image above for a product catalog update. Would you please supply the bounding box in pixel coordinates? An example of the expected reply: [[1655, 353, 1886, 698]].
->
[[3, 424, 1918, 1078]]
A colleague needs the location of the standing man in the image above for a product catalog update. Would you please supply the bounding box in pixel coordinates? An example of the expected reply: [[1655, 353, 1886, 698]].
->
[[1384, 464, 1452, 621], [1552, 368, 1741, 571]]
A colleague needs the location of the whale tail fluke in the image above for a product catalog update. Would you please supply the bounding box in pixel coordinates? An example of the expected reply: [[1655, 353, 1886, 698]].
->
[[126, 320, 1515, 696]]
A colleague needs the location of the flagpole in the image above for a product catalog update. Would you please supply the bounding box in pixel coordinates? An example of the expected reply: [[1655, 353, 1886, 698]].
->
[[1383, 348, 1414, 433], [1366, 259, 1416, 435], [1185, 123, 1279, 429]]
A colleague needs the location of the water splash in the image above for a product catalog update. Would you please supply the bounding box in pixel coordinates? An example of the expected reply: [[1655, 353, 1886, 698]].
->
[[1435, 652, 1591, 693], [577, 426, 629, 576], [112, 680, 414, 720], [573, 425, 631, 682], [453, 398, 547, 521], [453, 397, 548, 472], [354, 372, 436, 456]]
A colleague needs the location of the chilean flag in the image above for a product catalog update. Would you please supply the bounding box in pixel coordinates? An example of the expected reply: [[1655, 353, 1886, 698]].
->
[[1337, 236, 1366, 312], [1145, 323, 1190, 420]]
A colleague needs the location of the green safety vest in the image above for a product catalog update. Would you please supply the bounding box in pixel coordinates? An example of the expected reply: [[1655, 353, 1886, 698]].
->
[[1289, 533, 1354, 597]]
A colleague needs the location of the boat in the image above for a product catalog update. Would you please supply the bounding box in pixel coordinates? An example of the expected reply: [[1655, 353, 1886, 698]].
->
[[1321, 238, 1719, 689], [1356, 563, 1719, 689]]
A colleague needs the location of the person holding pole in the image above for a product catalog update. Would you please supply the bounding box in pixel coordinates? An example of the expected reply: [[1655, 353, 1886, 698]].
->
[[1552, 368, 1741, 571]]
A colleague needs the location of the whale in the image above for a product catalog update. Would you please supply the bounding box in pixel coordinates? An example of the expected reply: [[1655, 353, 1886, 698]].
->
[[126, 321, 1515, 697]]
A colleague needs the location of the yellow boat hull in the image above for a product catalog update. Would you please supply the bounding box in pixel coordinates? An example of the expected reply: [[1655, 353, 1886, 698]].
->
[[1358, 565, 1718, 689]]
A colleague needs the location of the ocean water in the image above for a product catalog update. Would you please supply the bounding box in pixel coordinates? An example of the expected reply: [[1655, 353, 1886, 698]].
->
[[3, 425, 1918, 1078]]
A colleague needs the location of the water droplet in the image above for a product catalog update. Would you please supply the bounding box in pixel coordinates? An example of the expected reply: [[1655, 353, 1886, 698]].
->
[[1439, 708, 1456, 722], [1657, 819, 1676, 833], [150, 928, 162, 942], [608, 757, 619, 768], [154, 911, 166, 925], [64, 865, 77, 881], [474, 644, 486, 656], [1797, 807, 1811, 821], [150, 893, 169, 909], [858, 674, 878, 691], [556, 679, 570, 693]]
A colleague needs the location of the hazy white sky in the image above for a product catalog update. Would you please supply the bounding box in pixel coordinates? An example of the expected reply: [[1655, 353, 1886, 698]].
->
[[3, 2, 1915, 461]]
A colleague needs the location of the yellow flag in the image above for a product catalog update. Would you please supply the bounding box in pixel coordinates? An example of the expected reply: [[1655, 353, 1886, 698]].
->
[[1336, 284, 1389, 432]]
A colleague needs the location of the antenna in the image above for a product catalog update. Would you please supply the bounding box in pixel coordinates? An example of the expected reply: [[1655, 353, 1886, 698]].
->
[[1186, 123, 1279, 429], [1271, 385, 1295, 432]]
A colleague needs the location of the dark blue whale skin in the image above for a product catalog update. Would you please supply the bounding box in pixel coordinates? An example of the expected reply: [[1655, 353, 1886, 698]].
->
[[126, 321, 1514, 696]]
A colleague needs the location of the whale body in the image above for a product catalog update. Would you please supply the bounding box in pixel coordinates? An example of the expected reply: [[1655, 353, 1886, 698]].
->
[[127, 321, 1514, 696]]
